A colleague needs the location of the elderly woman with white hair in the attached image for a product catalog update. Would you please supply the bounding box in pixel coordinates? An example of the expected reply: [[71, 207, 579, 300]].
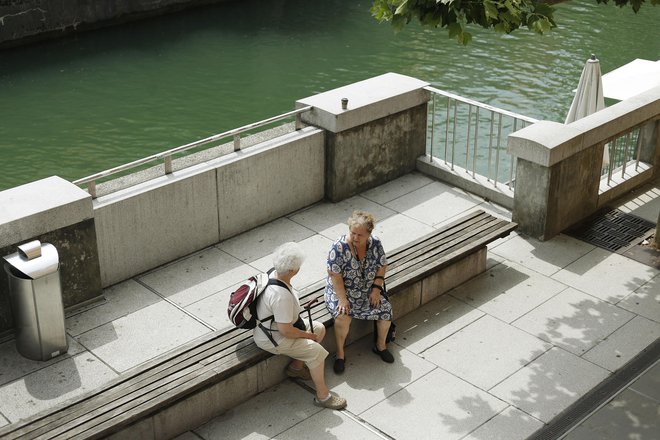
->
[[253, 241, 347, 410]]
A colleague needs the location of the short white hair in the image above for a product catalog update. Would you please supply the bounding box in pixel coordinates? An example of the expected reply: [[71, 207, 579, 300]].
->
[[272, 242, 305, 274]]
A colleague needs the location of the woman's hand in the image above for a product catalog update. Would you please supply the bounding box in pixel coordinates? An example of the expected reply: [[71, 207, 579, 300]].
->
[[369, 289, 382, 307], [308, 332, 322, 342], [337, 297, 350, 315]]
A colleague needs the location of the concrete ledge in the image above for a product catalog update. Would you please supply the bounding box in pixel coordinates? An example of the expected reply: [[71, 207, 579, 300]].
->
[[0, 176, 92, 248], [296, 72, 430, 133]]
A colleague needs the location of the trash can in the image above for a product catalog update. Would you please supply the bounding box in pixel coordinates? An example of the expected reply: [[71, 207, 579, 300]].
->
[[3, 240, 68, 361]]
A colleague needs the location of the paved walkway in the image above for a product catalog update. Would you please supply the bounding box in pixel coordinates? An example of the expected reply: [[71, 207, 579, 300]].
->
[[1, 172, 659, 439]]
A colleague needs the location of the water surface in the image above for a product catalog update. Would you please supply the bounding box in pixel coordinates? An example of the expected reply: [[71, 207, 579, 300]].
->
[[1, 0, 659, 190]]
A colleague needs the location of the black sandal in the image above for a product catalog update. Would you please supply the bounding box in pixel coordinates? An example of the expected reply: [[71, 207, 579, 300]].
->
[[373, 347, 394, 363], [333, 357, 345, 374]]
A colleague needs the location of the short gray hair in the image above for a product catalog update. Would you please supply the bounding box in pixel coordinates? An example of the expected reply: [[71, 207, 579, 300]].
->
[[272, 242, 305, 274], [348, 210, 375, 233]]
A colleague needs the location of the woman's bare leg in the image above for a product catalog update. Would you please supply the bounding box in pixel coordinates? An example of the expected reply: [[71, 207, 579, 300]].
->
[[333, 315, 352, 359], [375, 319, 391, 351]]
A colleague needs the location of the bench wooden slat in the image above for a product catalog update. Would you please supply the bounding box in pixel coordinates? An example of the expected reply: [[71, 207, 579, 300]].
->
[[9, 330, 260, 439]]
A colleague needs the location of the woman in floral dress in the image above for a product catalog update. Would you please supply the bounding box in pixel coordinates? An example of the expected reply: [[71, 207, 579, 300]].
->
[[325, 210, 394, 374]]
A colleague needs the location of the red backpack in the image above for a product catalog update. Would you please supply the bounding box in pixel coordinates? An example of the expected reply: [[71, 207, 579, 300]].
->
[[227, 269, 289, 339]]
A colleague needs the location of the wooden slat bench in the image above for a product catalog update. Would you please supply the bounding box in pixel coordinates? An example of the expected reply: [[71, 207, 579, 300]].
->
[[0, 209, 516, 440]]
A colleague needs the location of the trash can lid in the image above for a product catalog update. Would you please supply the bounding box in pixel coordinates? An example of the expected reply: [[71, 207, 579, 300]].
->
[[3, 240, 59, 279]]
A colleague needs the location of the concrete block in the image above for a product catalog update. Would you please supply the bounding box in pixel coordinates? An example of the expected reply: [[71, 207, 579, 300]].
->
[[324, 105, 428, 201], [153, 366, 259, 439], [296, 72, 430, 133], [0, 176, 92, 248], [105, 418, 155, 440], [0, 177, 101, 331], [93, 164, 219, 287], [256, 354, 290, 392], [216, 128, 325, 240], [388, 281, 421, 318], [420, 247, 486, 304]]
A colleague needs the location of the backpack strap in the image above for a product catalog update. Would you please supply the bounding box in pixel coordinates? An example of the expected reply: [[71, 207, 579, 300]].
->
[[256, 273, 294, 347]]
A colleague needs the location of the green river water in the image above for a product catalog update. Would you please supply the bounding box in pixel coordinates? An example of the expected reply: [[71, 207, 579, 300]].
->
[[1, 0, 659, 191]]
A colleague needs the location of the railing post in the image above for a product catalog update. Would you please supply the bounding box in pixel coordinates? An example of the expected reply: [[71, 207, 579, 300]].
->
[[164, 155, 173, 174], [233, 134, 241, 152], [89, 181, 97, 199]]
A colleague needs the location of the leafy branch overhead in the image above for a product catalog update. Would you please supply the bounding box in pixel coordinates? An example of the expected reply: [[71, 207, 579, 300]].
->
[[371, 0, 660, 44]]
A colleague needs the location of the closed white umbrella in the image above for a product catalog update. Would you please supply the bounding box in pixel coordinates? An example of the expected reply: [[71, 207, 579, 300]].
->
[[565, 54, 607, 167]]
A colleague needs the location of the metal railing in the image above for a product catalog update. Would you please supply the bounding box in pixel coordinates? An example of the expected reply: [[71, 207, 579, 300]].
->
[[424, 86, 538, 191], [602, 125, 645, 183], [74, 106, 313, 198]]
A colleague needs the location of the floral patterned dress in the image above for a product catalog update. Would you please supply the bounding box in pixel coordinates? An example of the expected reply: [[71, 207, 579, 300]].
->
[[325, 235, 392, 320]]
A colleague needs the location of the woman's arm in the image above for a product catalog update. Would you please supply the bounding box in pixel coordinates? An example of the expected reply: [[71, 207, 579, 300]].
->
[[328, 270, 351, 314], [369, 264, 388, 306], [276, 322, 319, 341]]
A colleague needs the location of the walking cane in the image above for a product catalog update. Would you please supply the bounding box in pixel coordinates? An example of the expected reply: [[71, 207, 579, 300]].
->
[[304, 297, 319, 333]]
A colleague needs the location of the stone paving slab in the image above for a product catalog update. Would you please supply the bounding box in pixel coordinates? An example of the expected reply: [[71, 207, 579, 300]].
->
[[513, 288, 635, 357], [384, 181, 483, 227], [183, 284, 236, 332], [422, 314, 552, 390], [372, 212, 436, 254], [249, 234, 333, 290], [490, 347, 610, 423], [192, 381, 324, 439], [323, 337, 437, 415], [461, 406, 544, 440], [450, 260, 568, 323], [276, 409, 386, 440], [0, 352, 117, 423], [360, 367, 508, 440], [630, 360, 660, 402], [216, 217, 316, 264], [563, 388, 659, 440], [0, 336, 85, 386], [394, 294, 484, 355], [359, 171, 435, 205], [138, 246, 257, 307], [65, 279, 162, 336], [582, 315, 660, 372], [491, 233, 595, 277], [74, 300, 210, 372], [288, 195, 397, 240], [617, 273, 660, 323], [552, 248, 659, 304]]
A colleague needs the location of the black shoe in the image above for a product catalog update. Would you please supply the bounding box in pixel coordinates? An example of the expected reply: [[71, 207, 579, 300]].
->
[[373, 347, 394, 363], [333, 357, 345, 374]]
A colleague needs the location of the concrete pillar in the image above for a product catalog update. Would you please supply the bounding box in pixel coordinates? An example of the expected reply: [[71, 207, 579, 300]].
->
[[296, 73, 430, 202], [508, 121, 601, 240], [0, 177, 102, 332]]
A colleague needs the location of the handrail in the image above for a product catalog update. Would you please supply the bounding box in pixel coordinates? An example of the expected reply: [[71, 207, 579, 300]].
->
[[424, 86, 538, 124], [73, 106, 313, 198]]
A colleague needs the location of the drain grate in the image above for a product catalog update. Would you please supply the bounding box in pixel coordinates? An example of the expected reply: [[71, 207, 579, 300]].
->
[[567, 209, 656, 252]]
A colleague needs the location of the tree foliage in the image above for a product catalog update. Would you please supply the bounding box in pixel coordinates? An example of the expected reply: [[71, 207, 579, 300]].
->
[[371, 0, 660, 44]]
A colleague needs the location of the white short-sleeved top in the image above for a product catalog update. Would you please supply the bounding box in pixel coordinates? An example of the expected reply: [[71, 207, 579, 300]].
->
[[253, 277, 300, 348]]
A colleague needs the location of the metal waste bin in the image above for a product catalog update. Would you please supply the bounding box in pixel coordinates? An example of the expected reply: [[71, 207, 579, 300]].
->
[[3, 240, 68, 361]]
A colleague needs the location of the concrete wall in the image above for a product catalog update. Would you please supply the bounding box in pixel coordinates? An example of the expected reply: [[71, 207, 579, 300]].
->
[[0, 0, 230, 48], [508, 85, 660, 240], [96, 127, 325, 287]]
